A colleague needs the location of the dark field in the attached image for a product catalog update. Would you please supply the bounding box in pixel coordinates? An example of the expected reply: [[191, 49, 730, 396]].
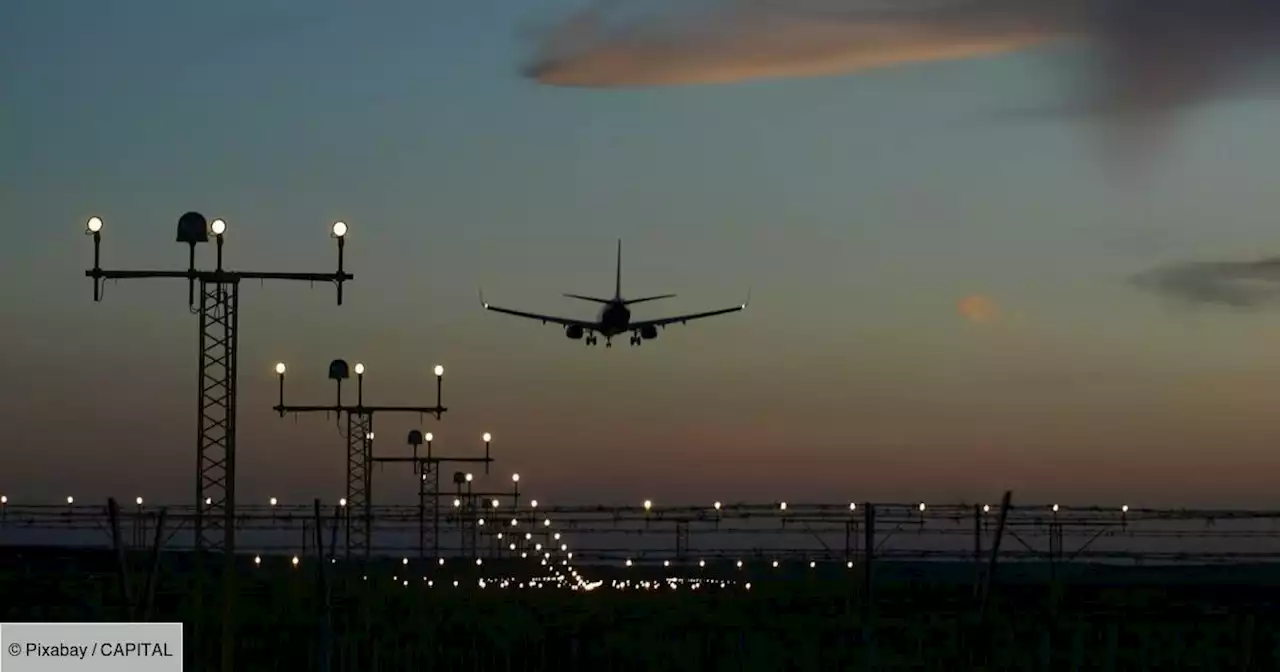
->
[[4, 548, 1280, 670]]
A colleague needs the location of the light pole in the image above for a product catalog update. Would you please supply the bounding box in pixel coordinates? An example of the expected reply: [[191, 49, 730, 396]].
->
[[273, 359, 446, 559]]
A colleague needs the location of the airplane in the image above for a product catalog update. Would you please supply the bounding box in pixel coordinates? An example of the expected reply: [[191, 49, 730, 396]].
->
[[480, 240, 748, 348]]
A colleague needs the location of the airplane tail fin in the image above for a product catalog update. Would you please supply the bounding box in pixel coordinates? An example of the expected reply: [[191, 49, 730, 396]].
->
[[614, 239, 622, 300], [622, 294, 676, 305], [564, 293, 612, 304]]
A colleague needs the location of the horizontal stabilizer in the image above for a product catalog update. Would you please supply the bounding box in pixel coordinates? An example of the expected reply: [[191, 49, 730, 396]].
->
[[622, 294, 676, 305], [564, 293, 613, 304]]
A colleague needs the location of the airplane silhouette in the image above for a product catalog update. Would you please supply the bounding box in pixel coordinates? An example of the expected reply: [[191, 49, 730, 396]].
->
[[480, 240, 748, 347]]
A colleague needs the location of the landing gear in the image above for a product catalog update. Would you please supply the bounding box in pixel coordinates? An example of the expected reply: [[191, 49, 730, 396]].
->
[[629, 335, 642, 346], [586, 335, 598, 346], [605, 339, 613, 348]]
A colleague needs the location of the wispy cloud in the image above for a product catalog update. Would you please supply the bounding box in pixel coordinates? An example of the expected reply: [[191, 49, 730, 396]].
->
[[525, 0, 1280, 137], [1132, 258, 1280, 308]]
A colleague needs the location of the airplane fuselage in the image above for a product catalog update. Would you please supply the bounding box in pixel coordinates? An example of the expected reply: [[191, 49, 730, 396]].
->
[[596, 302, 631, 336]]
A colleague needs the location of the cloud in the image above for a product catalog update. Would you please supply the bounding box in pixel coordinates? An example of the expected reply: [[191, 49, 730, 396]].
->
[[1132, 258, 1280, 308], [524, 0, 1280, 132]]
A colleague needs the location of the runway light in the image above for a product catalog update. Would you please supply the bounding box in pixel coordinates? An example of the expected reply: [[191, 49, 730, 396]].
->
[[253, 556, 261, 565], [772, 561, 779, 568], [530, 500, 538, 508], [553, 533, 561, 540], [291, 556, 299, 567], [434, 365, 444, 377], [339, 498, 347, 507], [1053, 504, 1060, 513], [402, 558, 408, 565], [780, 502, 787, 511], [453, 499, 461, 508], [512, 473, 520, 483], [0, 496, 7, 504], [205, 497, 212, 506], [736, 560, 743, 568], [331, 221, 347, 238], [643, 500, 652, 511], [1122, 505, 1129, 513], [544, 518, 551, 527], [625, 559, 633, 567], [270, 498, 278, 506], [847, 561, 854, 568], [983, 504, 990, 513], [491, 499, 500, 508], [919, 502, 927, 512], [355, 363, 365, 375], [714, 501, 721, 510], [699, 560, 705, 568], [745, 582, 752, 591], [66, 496, 74, 505], [476, 558, 483, 566], [483, 433, 492, 443], [135, 497, 143, 506], [849, 503, 857, 511], [210, 219, 226, 236], [809, 561, 816, 568], [438, 558, 445, 566], [465, 473, 473, 483], [663, 561, 670, 567], [86, 216, 103, 233], [275, 362, 286, 375], [478, 518, 486, 526]]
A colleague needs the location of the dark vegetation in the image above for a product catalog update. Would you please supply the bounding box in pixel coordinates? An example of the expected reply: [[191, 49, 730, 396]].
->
[[3, 547, 1280, 670]]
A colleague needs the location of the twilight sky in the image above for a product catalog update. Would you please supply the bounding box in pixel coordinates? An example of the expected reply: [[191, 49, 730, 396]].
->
[[6, 0, 1280, 510]]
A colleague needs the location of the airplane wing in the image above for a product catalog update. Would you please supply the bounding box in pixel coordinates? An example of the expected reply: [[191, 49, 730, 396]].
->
[[628, 296, 749, 331], [480, 290, 599, 329]]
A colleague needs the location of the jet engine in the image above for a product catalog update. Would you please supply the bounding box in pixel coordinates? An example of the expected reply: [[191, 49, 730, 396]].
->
[[565, 325, 584, 340], [640, 325, 659, 340]]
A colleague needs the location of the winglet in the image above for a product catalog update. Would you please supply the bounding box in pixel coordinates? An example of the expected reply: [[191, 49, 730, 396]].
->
[[479, 288, 490, 309], [741, 288, 752, 310]]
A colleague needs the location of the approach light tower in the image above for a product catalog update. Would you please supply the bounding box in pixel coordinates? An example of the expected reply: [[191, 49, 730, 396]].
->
[[82, 213, 351, 554], [273, 359, 446, 559], [371, 429, 496, 558]]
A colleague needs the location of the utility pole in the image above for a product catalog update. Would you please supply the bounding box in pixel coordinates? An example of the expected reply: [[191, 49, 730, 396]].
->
[[82, 213, 351, 672], [371, 431, 498, 559], [272, 359, 446, 560]]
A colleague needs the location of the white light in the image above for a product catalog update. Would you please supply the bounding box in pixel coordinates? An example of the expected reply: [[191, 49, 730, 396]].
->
[[339, 498, 347, 507], [847, 561, 854, 568], [476, 558, 483, 566], [270, 498, 278, 506], [205, 497, 212, 506], [1052, 504, 1060, 513], [510, 518, 517, 526], [211, 219, 226, 236], [86, 216, 103, 233], [0, 496, 7, 504], [453, 499, 461, 508], [919, 502, 926, 512], [643, 500, 652, 511], [849, 503, 857, 511], [983, 504, 990, 513], [491, 499, 500, 508], [275, 362, 286, 375], [367, 432, 374, 441], [512, 473, 520, 483], [772, 561, 779, 568], [478, 518, 485, 526], [553, 533, 561, 540], [402, 558, 408, 565], [745, 583, 752, 591], [663, 561, 670, 567], [465, 473, 473, 482], [809, 561, 816, 568], [531, 500, 538, 508], [135, 497, 143, 505], [736, 560, 743, 568], [780, 502, 787, 511], [66, 496, 74, 505], [438, 558, 445, 565], [699, 560, 705, 568], [424, 432, 433, 442], [332, 221, 347, 238], [544, 518, 551, 527], [254, 556, 261, 565], [1122, 505, 1129, 513], [354, 363, 365, 375], [291, 556, 299, 566], [434, 365, 444, 377], [625, 559, 633, 567], [483, 433, 492, 443], [560, 544, 567, 551]]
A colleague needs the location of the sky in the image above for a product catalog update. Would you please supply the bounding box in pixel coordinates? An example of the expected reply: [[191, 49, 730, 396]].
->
[[6, 0, 1280, 511]]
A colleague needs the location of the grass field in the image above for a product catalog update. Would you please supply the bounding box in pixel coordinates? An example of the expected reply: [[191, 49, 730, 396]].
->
[[2, 547, 1279, 670]]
